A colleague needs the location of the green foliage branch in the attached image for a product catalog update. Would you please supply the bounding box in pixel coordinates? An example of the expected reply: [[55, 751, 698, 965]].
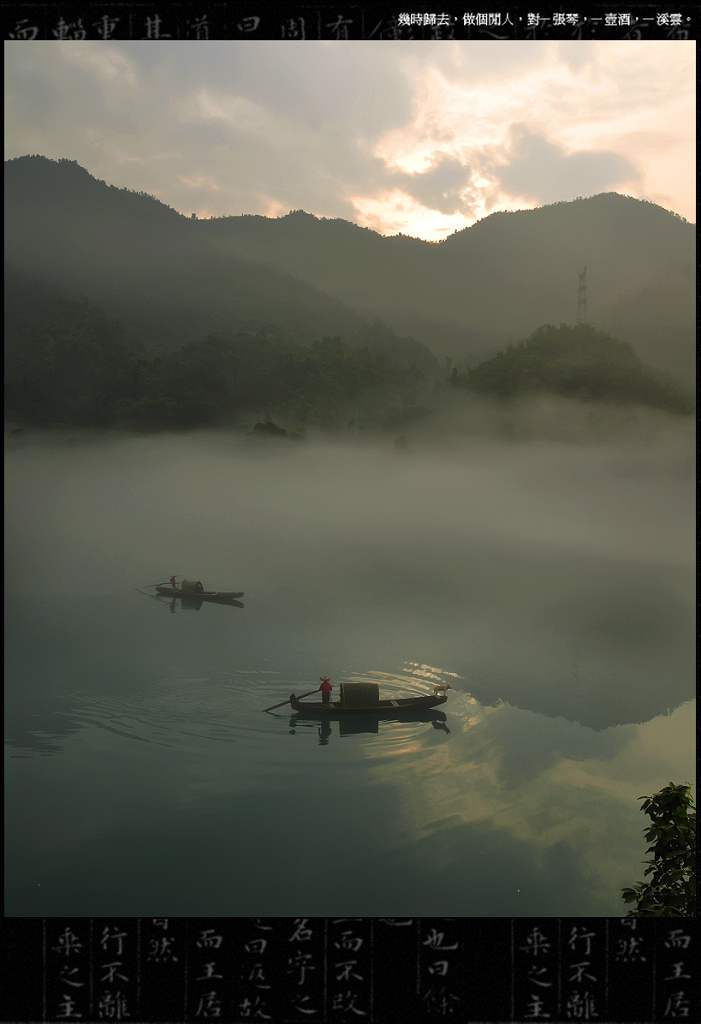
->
[[621, 782, 696, 917]]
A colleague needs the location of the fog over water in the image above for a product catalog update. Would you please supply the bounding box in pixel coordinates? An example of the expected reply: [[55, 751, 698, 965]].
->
[[4, 419, 695, 916]]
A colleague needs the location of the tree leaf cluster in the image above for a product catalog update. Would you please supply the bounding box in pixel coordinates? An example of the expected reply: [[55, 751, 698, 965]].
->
[[621, 782, 696, 917]]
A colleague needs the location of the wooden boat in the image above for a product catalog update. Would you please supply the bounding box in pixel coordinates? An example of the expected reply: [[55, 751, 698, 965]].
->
[[288, 681, 448, 716], [155, 580, 243, 604]]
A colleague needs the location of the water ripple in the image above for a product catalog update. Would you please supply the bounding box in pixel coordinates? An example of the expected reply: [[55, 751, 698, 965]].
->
[[49, 664, 463, 757], [57, 672, 302, 749]]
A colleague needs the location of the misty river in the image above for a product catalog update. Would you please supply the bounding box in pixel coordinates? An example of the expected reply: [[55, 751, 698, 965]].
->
[[4, 423, 695, 916]]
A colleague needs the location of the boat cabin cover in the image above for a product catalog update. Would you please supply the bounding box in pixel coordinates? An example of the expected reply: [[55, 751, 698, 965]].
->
[[339, 682, 380, 708], [181, 579, 204, 593]]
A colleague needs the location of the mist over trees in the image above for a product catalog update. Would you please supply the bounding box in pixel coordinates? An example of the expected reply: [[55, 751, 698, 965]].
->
[[4, 264, 140, 427], [195, 187, 696, 383], [5, 264, 693, 433], [4, 156, 695, 432], [4, 265, 434, 430]]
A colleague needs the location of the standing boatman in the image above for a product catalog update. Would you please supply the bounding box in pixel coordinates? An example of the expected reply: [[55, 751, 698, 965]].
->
[[169, 575, 178, 590], [319, 676, 333, 704]]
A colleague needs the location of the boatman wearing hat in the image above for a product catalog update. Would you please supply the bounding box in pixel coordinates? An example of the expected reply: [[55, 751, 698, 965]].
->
[[319, 676, 332, 704]]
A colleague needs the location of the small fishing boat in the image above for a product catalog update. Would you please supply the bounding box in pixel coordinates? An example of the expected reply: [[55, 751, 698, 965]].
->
[[155, 579, 243, 604], [288, 681, 448, 716]]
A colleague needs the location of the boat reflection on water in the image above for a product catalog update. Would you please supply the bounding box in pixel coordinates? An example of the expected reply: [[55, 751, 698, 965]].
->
[[160, 595, 244, 613], [287, 708, 450, 744], [155, 580, 244, 605]]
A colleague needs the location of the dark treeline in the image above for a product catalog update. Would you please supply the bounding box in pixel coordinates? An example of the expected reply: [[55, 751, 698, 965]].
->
[[5, 265, 694, 434], [4, 265, 139, 427], [4, 264, 434, 431], [126, 332, 416, 430]]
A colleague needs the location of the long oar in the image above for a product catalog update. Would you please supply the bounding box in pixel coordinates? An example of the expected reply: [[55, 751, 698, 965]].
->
[[134, 586, 167, 600], [262, 690, 318, 713]]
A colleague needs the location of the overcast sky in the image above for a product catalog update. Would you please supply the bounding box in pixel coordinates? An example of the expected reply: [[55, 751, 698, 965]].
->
[[4, 39, 695, 240]]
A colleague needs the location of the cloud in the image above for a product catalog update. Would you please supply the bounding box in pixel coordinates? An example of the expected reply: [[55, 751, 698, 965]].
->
[[58, 42, 138, 89], [490, 123, 642, 205], [391, 154, 473, 215], [3, 40, 695, 239]]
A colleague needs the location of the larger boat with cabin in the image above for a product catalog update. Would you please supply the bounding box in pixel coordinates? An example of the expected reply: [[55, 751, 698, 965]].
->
[[288, 681, 448, 716]]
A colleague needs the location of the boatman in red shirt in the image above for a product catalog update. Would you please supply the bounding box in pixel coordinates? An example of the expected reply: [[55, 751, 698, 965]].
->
[[169, 575, 177, 590], [319, 676, 333, 704]]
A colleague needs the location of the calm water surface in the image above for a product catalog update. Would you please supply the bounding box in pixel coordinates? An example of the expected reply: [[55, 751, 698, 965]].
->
[[4, 427, 695, 915]]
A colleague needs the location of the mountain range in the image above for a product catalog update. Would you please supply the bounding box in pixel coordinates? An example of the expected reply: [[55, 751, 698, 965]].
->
[[4, 155, 695, 385]]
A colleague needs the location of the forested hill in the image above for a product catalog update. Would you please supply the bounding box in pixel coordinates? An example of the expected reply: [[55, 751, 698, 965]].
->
[[450, 323, 693, 415], [3, 156, 436, 374], [5, 263, 693, 433], [5, 156, 695, 386], [3, 155, 363, 349], [197, 193, 694, 384], [3, 263, 435, 431]]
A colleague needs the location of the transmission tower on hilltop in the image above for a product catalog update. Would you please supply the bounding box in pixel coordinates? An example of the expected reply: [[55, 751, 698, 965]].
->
[[576, 266, 588, 324]]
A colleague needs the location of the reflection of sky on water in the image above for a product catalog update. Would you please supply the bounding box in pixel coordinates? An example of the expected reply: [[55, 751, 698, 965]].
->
[[5, 430, 695, 915], [362, 693, 695, 914], [4, 659, 694, 916]]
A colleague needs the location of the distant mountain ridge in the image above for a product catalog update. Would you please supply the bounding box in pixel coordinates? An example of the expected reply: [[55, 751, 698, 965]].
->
[[3, 156, 372, 356], [200, 193, 695, 383], [4, 155, 695, 384]]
